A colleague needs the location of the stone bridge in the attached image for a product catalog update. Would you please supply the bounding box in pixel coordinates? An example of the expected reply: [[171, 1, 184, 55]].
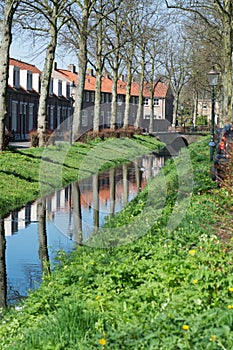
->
[[151, 132, 205, 154]]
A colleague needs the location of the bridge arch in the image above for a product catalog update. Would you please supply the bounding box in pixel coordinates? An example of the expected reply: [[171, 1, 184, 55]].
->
[[170, 136, 189, 151]]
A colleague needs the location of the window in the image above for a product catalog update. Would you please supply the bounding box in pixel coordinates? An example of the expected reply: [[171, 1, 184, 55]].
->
[[29, 104, 34, 131], [91, 92, 95, 102], [101, 111, 104, 127], [12, 101, 18, 131], [57, 106, 61, 129], [144, 98, 149, 106], [49, 78, 54, 95], [153, 98, 159, 106], [145, 114, 150, 119], [58, 80, 62, 96], [117, 111, 122, 124], [86, 91, 90, 102], [27, 72, 33, 91], [62, 107, 66, 122], [82, 110, 88, 126], [107, 112, 111, 126], [203, 103, 207, 109], [101, 93, 105, 103], [20, 102, 26, 116], [13, 68, 20, 88], [117, 95, 123, 105], [50, 106, 55, 129], [66, 83, 70, 99]]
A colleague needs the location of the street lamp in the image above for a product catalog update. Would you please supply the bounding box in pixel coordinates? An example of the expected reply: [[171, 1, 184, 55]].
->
[[69, 81, 76, 145], [207, 66, 219, 161]]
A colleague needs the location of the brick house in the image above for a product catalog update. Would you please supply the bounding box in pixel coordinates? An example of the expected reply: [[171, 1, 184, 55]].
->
[[6, 59, 174, 140]]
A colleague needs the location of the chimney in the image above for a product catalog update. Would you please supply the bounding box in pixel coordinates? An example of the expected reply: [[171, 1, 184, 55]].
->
[[67, 64, 76, 73], [86, 67, 94, 76], [53, 61, 57, 70]]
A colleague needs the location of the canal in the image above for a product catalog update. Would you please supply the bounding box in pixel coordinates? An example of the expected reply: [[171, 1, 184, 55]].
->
[[2, 152, 169, 304]]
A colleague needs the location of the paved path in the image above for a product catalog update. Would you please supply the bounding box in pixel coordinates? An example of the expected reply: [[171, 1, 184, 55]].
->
[[9, 141, 31, 149]]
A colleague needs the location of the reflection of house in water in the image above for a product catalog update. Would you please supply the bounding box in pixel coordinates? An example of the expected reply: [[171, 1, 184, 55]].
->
[[141, 155, 165, 180], [4, 204, 37, 236], [4, 155, 165, 237]]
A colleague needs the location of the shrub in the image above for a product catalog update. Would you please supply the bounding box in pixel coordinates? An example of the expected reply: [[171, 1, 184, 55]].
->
[[3, 131, 11, 150], [29, 129, 55, 147]]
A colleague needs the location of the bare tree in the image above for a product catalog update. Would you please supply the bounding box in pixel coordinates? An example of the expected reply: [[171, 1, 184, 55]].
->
[[0, 0, 21, 151], [104, 0, 125, 130], [163, 29, 191, 127], [165, 0, 233, 124], [22, 0, 72, 146], [134, 2, 162, 130]]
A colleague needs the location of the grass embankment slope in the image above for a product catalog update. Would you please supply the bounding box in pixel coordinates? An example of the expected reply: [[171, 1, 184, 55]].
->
[[1, 136, 233, 349], [0, 135, 163, 219]]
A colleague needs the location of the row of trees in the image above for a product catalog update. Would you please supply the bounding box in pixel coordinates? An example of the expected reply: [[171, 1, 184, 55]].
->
[[0, 0, 233, 150]]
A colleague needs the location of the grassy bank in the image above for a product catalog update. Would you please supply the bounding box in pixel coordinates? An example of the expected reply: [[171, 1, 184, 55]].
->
[[0, 135, 163, 219], [1, 136, 233, 349]]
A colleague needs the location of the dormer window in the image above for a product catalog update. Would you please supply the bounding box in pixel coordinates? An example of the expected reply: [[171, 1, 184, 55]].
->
[[58, 80, 62, 96], [13, 67, 20, 88], [49, 78, 54, 95], [27, 72, 33, 91]]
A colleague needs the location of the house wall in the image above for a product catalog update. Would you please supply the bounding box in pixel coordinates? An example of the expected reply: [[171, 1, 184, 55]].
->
[[6, 60, 174, 140]]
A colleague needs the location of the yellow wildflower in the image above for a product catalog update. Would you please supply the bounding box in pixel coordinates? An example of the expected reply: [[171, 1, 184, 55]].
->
[[193, 279, 198, 284], [90, 261, 95, 265], [229, 287, 233, 292], [228, 305, 233, 309], [210, 335, 217, 342], [99, 338, 107, 345], [182, 325, 189, 331], [189, 249, 196, 255], [96, 295, 101, 300]]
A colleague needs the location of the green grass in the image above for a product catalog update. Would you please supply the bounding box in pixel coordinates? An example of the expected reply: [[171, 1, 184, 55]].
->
[[1, 136, 232, 349], [0, 136, 163, 218]]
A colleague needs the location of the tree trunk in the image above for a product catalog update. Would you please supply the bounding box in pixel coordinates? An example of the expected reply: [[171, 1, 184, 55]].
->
[[123, 60, 133, 130], [135, 47, 145, 129], [110, 69, 118, 130], [149, 85, 154, 133], [37, 14, 58, 147], [72, 6, 89, 141], [93, 0, 103, 133], [0, 1, 17, 151], [222, 14, 233, 123]]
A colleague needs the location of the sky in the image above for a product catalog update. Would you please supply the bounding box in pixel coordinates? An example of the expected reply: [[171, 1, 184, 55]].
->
[[10, 36, 77, 71]]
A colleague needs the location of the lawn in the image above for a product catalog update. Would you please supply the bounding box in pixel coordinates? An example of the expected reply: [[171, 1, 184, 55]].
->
[[0, 136, 232, 349]]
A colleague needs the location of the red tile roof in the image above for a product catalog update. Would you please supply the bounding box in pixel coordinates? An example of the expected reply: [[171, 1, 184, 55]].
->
[[55, 67, 169, 98], [9, 58, 41, 74], [143, 82, 168, 98]]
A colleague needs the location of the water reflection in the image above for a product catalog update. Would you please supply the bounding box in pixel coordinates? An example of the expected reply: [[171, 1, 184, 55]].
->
[[2, 153, 167, 304]]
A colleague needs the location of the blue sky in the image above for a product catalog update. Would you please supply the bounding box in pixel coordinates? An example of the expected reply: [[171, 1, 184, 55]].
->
[[10, 37, 77, 71]]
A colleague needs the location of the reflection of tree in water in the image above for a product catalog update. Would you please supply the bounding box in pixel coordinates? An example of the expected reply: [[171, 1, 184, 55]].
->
[[37, 198, 50, 275], [72, 182, 83, 244], [93, 174, 99, 231], [0, 220, 6, 307], [7, 263, 42, 304]]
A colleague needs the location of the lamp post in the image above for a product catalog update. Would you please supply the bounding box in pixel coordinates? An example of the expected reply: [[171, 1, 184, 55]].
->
[[207, 67, 219, 161], [69, 81, 76, 145]]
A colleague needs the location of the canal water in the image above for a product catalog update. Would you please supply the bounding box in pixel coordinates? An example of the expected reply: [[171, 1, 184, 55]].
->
[[3, 153, 168, 304]]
